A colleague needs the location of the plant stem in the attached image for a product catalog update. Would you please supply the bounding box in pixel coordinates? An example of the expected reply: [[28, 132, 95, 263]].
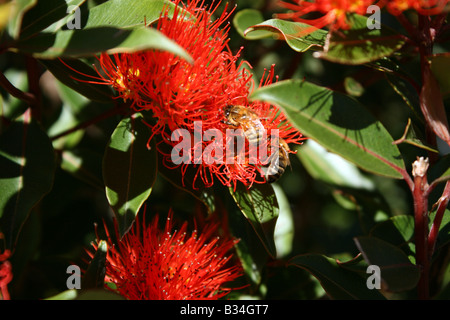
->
[[0, 72, 36, 106], [428, 180, 450, 258], [25, 56, 42, 120], [412, 157, 430, 300]]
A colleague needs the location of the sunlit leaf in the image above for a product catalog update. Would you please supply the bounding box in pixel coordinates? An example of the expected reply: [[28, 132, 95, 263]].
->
[[244, 18, 327, 52], [316, 14, 405, 65], [15, 26, 192, 62], [250, 79, 406, 179]]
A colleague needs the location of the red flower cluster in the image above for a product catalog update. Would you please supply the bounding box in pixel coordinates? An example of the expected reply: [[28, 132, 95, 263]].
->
[[0, 234, 12, 300], [277, 0, 449, 30], [277, 0, 375, 30], [89, 212, 242, 300], [85, 0, 304, 189], [382, 0, 449, 15]]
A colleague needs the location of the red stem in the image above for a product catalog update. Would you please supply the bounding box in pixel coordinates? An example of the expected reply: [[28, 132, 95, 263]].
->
[[0, 72, 36, 106], [25, 56, 42, 121], [428, 181, 450, 258], [413, 177, 429, 300]]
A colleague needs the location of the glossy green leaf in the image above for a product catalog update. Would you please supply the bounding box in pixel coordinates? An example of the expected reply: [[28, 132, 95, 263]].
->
[[244, 19, 327, 52], [103, 113, 157, 237], [296, 140, 391, 233], [316, 14, 405, 65], [229, 182, 279, 258], [273, 184, 294, 259], [83, 0, 180, 29], [289, 254, 386, 299], [354, 236, 420, 292], [297, 139, 375, 190], [81, 240, 107, 290], [0, 110, 56, 248], [250, 79, 406, 179], [232, 9, 267, 40], [45, 289, 78, 300], [16, 26, 192, 62], [7, 0, 37, 39]]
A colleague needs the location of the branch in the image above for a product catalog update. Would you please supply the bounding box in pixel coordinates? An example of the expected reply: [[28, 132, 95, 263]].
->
[[0, 72, 36, 106]]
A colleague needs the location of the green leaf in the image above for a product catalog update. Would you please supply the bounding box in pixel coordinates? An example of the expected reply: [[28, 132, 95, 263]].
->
[[228, 182, 279, 258], [103, 113, 157, 237], [250, 79, 406, 179], [273, 184, 294, 259], [289, 254, 386, 299], [244, 19, 327, 52], [7, 0, 37, 39], [316, 14, 405, 65], [232, 9, 266, 40], [296, 139, 375, 190], [83, 0, 180, 29], [0, 110, 56, 248], [81, 240, 108, 290], [354, 236, 420, 292], [16, 26, 192, 62]]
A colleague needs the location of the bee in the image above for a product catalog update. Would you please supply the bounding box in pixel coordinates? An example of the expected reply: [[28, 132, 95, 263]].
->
[[265, 138, 291, 183], [223, 105, 265, 146]]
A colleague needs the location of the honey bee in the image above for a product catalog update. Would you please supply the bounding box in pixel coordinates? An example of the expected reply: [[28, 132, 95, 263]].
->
[[265, 138, 291, 183], [223, 105, 291, 183], [223, 105, 265, 146]]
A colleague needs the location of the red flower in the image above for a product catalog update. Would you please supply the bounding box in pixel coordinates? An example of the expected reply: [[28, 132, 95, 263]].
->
[[161, 65, 306, 190], [88, 212, 242, 300], [0, 234, 12, 300], [74, 0, 305, 190], [277, 0, 376, 30], [382, 0, 449, 15], [90, 0, 251, 139]]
